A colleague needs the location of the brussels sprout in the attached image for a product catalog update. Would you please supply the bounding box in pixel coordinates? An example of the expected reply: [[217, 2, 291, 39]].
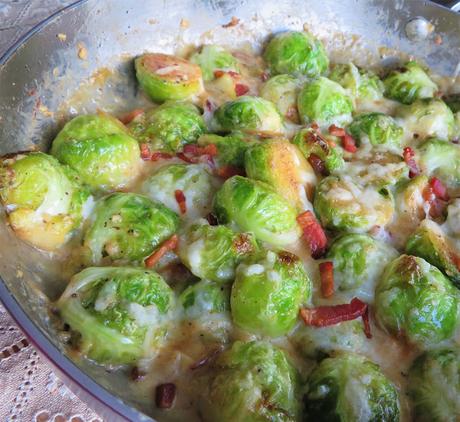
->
[[0, 152, 90, 251], [51, 114, 140, 191], [143, 164, 216, 219], [329, 63, 384, 101], [135, 53, 204, 102], [297, 77, 354, 128], [443, 93, 460, 113], [200, 340, 301, 422], [291, 320, 366, 359], [348, 112, 403, 151], [214, 176, 302, 246], [263, 31, 329, 78], [292, 127, 345, 174], [231, 250, 311, 337], [128, 102, 206, 153], [397, 98, 455, 141], [189, 45, 240, 81], [375, 254, 459, 348], [417, 139, 460, 188], [57, 266, 174, 364], [313, 176, 394, 233], [383, 61, 438, 104], [304, 353, 400, 421], [177, 220, 258, 283], [326, 234, 398, 298], [180, 279, 230, 318], [408, 347, 460, 422], [406, 219, 460, 287], [82, 193, 179, 265], [211, 96, 284, 135], [244, 138, 317, 210], [260, 74, 301, 122]]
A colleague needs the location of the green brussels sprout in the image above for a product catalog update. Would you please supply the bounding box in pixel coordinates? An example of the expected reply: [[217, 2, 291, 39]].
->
[[51, 114, 140, 191], [189, 45, 240, 81], [417, 139, 460, 188], [135, 53, 204, 102], [348, 112, 403, 151], [406, 219, 460, 287], [263, 31, 329, 78], [177, 220, 258, 283], [326, 234, 398, 298], [314, 175, 394, 233], [0, 152, 90, 251], [329, 63, 384, 101], [292, 127, 345, 174], [211, 96, 284, 135], [397, 98, 455, 141], [57, 266, 174, 364], [231, 250, 311, 337], [82, 193, 179, 265], [128, 102, 206, 153], [443, 93, 460, 113], [200, 340, 301, 422], [304, 353, 400, 421], [375, 254, 459, 348], [180, 279, 230, 318], [214, 176, 302, 246], [383, 61, 438, 104], [291, 320, 366, 359], [142, 164, 216, 219], [244, 138, 317, 211], [297, 77, 354, 128], [408, 347, 460, 422], [260, 74, 301, 122]]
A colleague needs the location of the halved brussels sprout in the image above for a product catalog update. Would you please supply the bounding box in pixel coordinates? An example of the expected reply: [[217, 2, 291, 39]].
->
[[51, 114, 140, 191], [244, 138, 317, 210], [408, 347, 460, 422], [135, 53, 204, 102], [406, 219, 460, 287], [348, 112, 403, 151], [329, 63, 384, 101], [383, 61, 438, 104], [211, 96, 284, 135], [177, 220, 258, 283], [82, 193, 179, 266], [375, 254, 459, 348], [231, 250, 311, 337], [326, 233, 398, 299], [297, 77, 354, 128], [263, 31, 329, 78], [214, 176, 302, 246], [417, 139, 460, 188], [189, 45, 240, 81], [129, 101, 206, 153], [142, 163, 216, 219], [292, 127, 345, 174], [291, 320, 366, 359], [0, 152, 90, 251], [314, 175, 394, 233], [304, 353, 400, 421], [200, 340, 300, 422], [260, 74, 301, 122], [397, 98, 455, 141], [57, 266, 174, 365]]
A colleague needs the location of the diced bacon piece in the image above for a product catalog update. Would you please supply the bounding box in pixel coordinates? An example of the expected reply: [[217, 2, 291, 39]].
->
[[297, 211, 328, 259], [144, 235, 178, 268], [174, 190, 187, 214], [403, 147, 420, 178], [319, 261, 334, 298]]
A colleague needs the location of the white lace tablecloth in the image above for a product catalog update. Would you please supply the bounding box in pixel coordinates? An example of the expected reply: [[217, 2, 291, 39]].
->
[[0, 1, 101, 421]]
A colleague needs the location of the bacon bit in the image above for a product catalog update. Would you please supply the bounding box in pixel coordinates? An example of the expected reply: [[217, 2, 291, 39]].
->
[[429, 177, 449, 201], [319, 261, 334, 298], [222, 16, 240, 28], [213, 70, 240, 79], [235, 83, 250, 96], [206, 212, 219, 226], [216, 165, 245, 179], [423, 177, 449, 218], [155, 383, 176, 409], [183, 144, 218, 157], [328, 124, 357, 153], [174, 190, 187, 214], [151, 152, 173, 162], [308, 153, 328, 176], [328, 124, 346, 137], [118, 108, 144, 125], [362, 306, 372, 339], [144, 235, 178, 268], [297, 211, 327, 259], [176, 152, 196, 163], [190, 346, 223, 370], [140, 143, 152, 160], [403, 147, 420, 178]]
